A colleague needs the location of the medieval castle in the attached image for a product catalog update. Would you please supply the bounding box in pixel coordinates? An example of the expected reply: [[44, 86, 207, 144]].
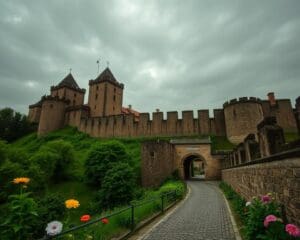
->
[[28, 67, 300, 144]]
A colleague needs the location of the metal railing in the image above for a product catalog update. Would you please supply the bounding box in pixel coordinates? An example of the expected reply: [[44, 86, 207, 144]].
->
[[40, 188, 185, 240]]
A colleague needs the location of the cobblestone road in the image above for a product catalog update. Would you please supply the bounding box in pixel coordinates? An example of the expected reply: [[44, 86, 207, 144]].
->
[[142, 181, 235, 240]]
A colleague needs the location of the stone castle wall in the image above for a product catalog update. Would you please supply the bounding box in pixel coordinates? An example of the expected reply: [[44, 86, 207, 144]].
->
[[69, 109, 227, 138], [38, 97, 67, 136], [141, 141, 175, 187], [222, 151, 300, 226]]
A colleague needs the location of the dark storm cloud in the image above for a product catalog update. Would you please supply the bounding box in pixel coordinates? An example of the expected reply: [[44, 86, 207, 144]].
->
[[0, 0, 299, 115]]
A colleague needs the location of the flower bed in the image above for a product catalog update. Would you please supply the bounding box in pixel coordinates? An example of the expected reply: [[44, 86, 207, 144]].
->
[[220, 182, 300, 240]]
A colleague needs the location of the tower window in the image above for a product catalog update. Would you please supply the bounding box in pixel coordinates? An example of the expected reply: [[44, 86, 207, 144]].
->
[[96, 94, 98, 100], [74, 93, 77, 97], [96, 85, 99, 90], [233, 109, 237, 118], [114, 88, 116, 93], [113, 95, 116, 101]]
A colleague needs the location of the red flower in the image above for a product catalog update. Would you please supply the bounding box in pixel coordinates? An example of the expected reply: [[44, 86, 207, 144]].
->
[[80, 214, 91, 222], [101, 218, 109, 224]]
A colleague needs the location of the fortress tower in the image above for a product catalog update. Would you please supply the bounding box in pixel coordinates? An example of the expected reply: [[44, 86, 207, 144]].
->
[[50, 73, 86, 107], [88, 68, 124, 117], [223, 97, 264, 144]]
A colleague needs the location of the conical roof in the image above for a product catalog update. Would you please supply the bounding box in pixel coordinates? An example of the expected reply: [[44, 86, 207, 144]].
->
[[57, 73, 80, 90], [95, 67, 117, 82], [89, 67, 124, 89]]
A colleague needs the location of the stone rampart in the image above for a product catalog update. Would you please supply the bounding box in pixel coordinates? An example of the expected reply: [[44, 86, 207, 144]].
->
[[70, 109, 226, 138], [222, 149, 300, 226]]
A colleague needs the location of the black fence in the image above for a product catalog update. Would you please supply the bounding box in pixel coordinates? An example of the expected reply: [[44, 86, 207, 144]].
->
[[40, 187, 186, 240]]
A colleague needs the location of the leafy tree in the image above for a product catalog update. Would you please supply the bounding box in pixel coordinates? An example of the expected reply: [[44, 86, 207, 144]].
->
[[85, 141, 131, 186], [0, 107, 36, 142], [0, 140, 8, 165], [97, 163, 136, 208]]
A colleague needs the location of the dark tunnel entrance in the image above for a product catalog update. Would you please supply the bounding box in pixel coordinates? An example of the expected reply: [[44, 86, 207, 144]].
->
[[183, 154, 206, 180]]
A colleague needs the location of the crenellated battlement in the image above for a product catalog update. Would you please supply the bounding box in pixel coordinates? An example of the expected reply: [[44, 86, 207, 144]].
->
[[41, 95, 70, 104], [223, 97, 261, 108], [71, 109, 226, 138]]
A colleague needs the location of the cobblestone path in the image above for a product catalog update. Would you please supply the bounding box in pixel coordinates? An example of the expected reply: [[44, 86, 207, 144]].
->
[[142, 181, 235, 240]]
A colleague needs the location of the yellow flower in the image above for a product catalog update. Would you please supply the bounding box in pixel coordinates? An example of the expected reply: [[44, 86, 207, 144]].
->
[[13, 177, 30, 184], [65, 199, 80, 209]]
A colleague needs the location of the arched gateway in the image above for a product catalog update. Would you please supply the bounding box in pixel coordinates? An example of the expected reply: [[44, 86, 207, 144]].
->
[[141, 138, 225, 187]]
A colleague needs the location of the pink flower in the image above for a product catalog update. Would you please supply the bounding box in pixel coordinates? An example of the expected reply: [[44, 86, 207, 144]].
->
[[261, 195, 271, 203], [264, 215, 277, 227], [285, 224, 300, 237]]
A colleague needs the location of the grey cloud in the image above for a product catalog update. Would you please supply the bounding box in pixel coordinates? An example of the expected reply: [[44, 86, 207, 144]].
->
[[0, 0, 299, 115]]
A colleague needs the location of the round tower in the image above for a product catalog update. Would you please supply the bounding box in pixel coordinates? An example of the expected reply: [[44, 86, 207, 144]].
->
[[38, 96, 69, 136], [223, 97, 264, 144]]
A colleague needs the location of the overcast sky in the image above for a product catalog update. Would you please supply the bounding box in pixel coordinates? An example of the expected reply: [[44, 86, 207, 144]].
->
[[0, 0, 299, 116]]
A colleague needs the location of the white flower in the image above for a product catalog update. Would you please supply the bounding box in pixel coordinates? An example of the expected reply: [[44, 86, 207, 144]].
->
[[246, 201, 251, 207], [45, 221, 63, 236]]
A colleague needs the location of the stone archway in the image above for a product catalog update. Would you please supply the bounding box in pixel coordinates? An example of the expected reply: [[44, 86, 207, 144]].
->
[[141, 138, 224, 187], [182, 153, 207, 180]]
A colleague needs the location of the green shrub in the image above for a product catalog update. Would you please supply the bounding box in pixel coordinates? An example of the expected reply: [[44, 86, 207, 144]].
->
[[37, 193, 65, 223], [97, 163, 136, 209], [41, 140, 76, 182], [30, 150, 59, 181], [0, 140, 8, 165], [85, 141, 131, 186], [245, 196, 281, 240], [0, 160, 26, 203]]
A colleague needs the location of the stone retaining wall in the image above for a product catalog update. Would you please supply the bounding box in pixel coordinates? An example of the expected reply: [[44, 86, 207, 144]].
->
[[222, 156, 300, 226]]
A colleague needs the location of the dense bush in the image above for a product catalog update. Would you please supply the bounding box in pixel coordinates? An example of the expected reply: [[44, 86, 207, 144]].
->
[[97, 163, 136, 209], [85, 141, 131, 186], [40, 140, 77, 182], [245, 196, 281, 239], [219, 182, 300, 240], [35, 193, 66, 235], [0, 107, 36, 142], [0, 160, 26, 202], [30, 150, 59, 181], [0, 140, 7, 164]]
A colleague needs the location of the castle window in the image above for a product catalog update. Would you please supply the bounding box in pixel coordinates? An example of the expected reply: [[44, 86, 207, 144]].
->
[[73, 100, 75, 106], [150, 151, 155, 158], [96, 85, 99, 90], [95, 94, 98, 100], [113, 106, 115, 111], [233, 109, 237, 118], [113, 95, 116, 101], [94, 105, 96, 109], [50, 104, 53, 109], [114, 88, 116, 93], [74, 93, 77, 97]]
